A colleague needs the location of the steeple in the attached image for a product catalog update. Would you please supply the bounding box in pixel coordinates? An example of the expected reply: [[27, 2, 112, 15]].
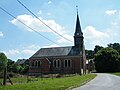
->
[[74, 9, 84, 49], [75, 12, 83, 36]]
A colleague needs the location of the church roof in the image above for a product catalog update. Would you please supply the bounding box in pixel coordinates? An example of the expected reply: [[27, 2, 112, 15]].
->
[[30, 12, 84, 59], [30, 46, 81, 58]]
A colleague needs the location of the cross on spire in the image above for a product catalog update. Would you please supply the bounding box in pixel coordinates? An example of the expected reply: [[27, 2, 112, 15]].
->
[[76, 5, 78, 14]]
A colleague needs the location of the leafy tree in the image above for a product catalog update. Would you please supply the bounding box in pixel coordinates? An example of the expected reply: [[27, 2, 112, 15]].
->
[[21, 65, 29, 74], [94, 45, 103, 54], [86, 50, 94, 59], [94, 47, 120, 72], [0, 53, 8, 85], [0, 53, 8, 72], [7, 59, 15, 72], [108, 43, 120, 54], [11, 64, 23, 73], [7, 59, 29, 75]]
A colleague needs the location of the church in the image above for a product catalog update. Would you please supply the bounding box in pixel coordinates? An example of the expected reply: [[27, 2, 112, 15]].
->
[[28, 12, 86, 76]]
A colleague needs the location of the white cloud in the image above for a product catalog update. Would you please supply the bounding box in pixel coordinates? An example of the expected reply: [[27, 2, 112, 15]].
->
[[105, 10, 117, 16], [10, 15, 34, 32], [26, 44, 40, 49], [83, 26, 110, 49], [3, 45, 40, 60], [48, 1, 52, 4], [111, 22, 118, 26], [38, 10, 42, 15], [84, 10, 120, 50], [57, 34, 73, 44], [47, 12, 51, 16], [10, 14, 72, 44], [20, 45, 40, 55], [0, 31, 3, 37], [5, 49, 20, 56], [10, 14, 62, 33], [83, 26, 109, 39], [21, 49, 35, 55], [42, 44, 59, 48]]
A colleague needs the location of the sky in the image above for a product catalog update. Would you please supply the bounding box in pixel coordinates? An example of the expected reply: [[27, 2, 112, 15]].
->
[[0, 0, 120, 61]]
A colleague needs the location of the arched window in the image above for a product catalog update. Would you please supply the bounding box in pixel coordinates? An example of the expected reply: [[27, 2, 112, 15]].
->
[[35, 61, 37, 67], [53, 59, 61, 68], [64, 60, 67, 67], [33, 60, 42, 67], [38, 61, 41, 66], [64, 59, 71, 67], [68, 60, 71, 67]]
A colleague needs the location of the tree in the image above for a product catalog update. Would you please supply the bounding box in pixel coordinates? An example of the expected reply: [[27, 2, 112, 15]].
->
[[21, 65, 29, 74], [94, 45, 103, 54], [86, 50, 94, 59], [7, 59, 15, 72], [0, 53, 8, 71], [108, 43, 120, 54], [0, 53, 8, 85], [94, 47, 120, 72], [7, 59, 29, 75], [11, 64, 22, 73]]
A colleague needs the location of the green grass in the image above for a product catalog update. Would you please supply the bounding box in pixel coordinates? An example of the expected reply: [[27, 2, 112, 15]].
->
[[110, 72, 120, 76], [0, 74, 96, 90]]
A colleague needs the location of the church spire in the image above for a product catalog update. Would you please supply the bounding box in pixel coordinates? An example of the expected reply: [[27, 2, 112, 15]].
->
[[74, 7, 83, 48], [76, 5, 78, 15], [75, 7, 83, 36]]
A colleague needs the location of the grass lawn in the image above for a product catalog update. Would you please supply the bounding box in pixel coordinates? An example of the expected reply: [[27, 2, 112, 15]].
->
[[0, 74, 96, 90], [110, 72, 120, 76]]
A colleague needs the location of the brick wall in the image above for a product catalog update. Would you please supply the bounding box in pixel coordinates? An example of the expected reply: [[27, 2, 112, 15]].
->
[[29, 56, 82, 75]]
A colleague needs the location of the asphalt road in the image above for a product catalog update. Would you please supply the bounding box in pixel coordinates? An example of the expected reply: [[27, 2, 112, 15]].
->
[[73, 73, 120, 90]]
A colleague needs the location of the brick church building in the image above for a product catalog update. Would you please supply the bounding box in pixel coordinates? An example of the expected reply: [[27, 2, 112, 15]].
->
[[28, 13, 86, 75]]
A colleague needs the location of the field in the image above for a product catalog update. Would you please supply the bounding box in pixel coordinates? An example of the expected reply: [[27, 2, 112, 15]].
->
[[0, 74, 96, 90], [110, 72, 120, 76]]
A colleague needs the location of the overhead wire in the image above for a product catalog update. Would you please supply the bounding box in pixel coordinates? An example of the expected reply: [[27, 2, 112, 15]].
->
[[17, 0, 73, 42], [0, 6, 61, 46]]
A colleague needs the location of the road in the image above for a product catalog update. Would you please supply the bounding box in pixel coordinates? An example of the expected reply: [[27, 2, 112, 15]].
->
[[73, 73, 120, 90]]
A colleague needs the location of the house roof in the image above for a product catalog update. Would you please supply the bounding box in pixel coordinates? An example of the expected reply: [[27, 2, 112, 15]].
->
[[30, 46, 81, 58], [16, 59, 28, 65]]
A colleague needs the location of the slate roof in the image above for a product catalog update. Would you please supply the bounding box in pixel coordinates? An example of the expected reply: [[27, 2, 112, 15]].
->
[[16, 59, 28, 65], [30, 46, 81, 58]]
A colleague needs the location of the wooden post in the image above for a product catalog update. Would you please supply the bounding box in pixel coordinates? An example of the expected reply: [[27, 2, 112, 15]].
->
[[7, 75, 13, 85]]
